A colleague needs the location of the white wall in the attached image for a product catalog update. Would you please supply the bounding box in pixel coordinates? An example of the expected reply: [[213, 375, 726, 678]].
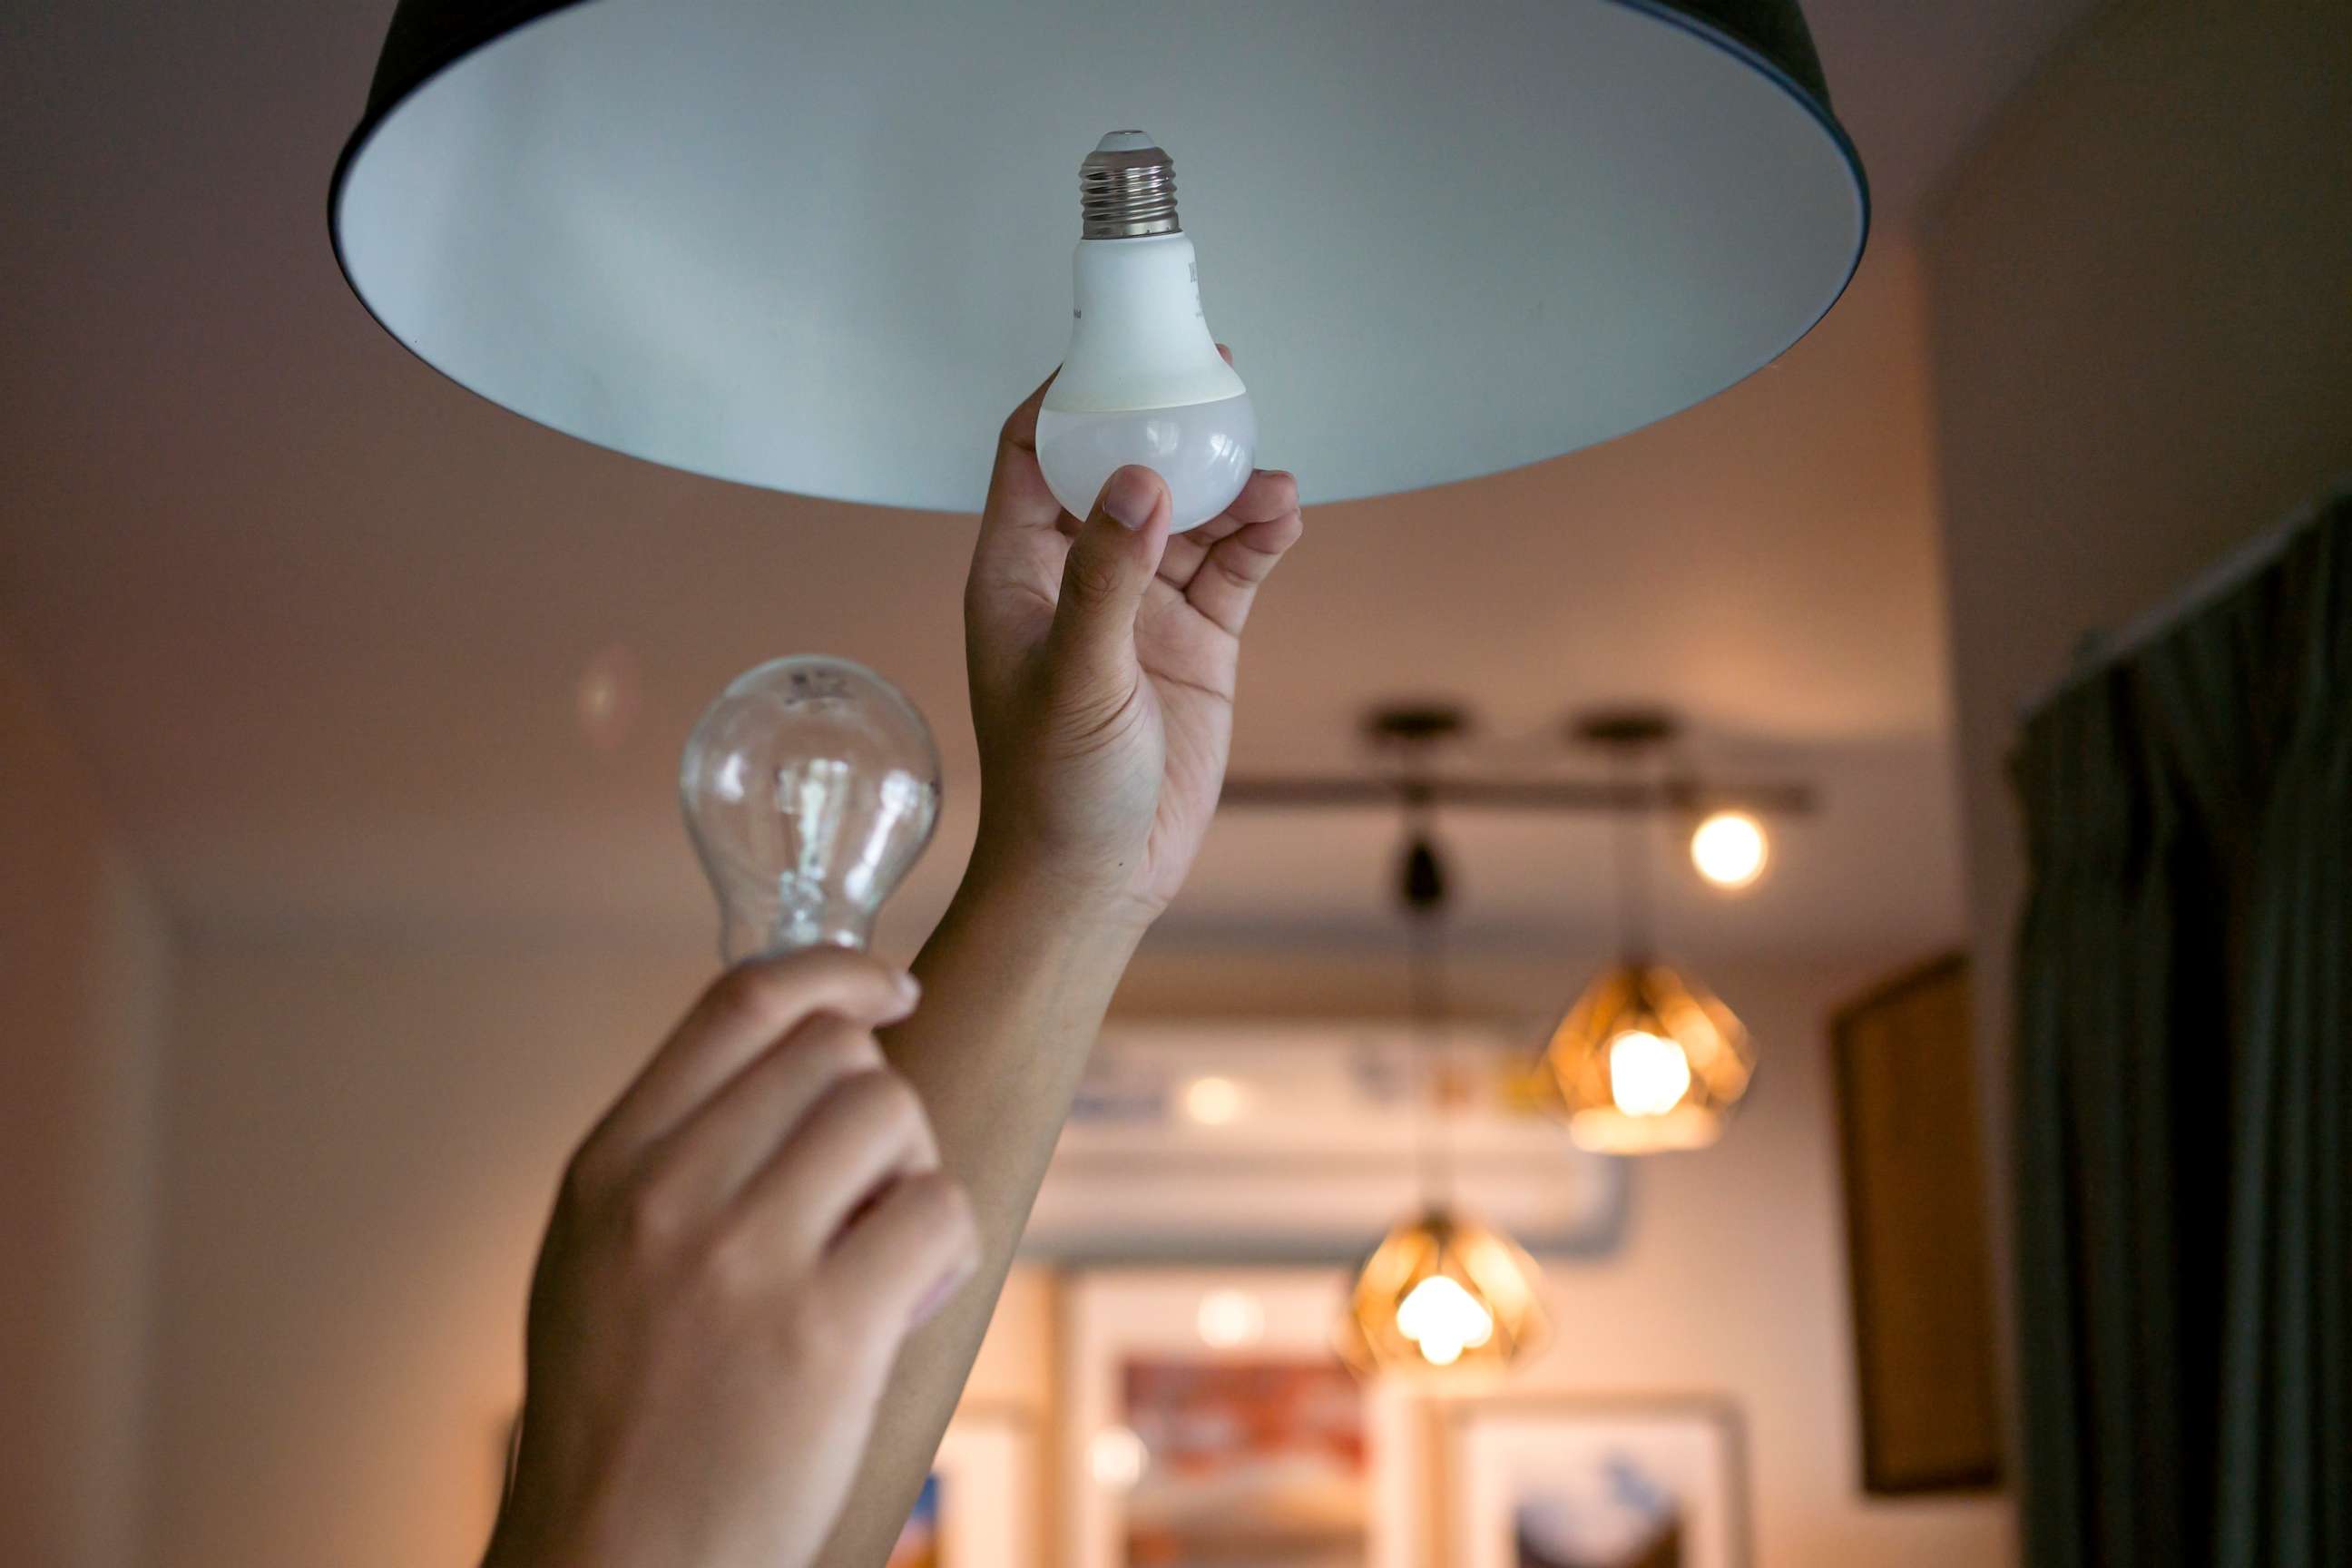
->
[[1920, 0, 2352, 1435], [151, 934, 2004, 1568], [0, 639, 170, 1568]]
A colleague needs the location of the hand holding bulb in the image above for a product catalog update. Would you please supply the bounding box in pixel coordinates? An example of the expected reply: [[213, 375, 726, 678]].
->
[[485, 660, 975, 1568], [968, 379, 1303, 926]]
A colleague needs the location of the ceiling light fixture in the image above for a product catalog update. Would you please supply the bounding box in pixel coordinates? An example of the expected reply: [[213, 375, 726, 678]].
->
[[1336, 707, 1549, 1377], [329, 1, 1866, 510], [1542, 710, 1757, 1153]]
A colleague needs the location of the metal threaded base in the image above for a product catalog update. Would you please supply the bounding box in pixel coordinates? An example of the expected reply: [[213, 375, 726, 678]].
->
[[1080, 131, 1180, 239]]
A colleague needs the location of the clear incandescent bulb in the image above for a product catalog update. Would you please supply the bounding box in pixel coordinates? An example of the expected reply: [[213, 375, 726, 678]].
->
[[679, 656, 941, 960], [1035, 131, 1256, 534]]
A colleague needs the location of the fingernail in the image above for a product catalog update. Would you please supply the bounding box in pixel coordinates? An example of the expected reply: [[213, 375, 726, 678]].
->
[[894, 971, 921, 1006], [909, 1257, 975, 1331], [1102, 468, 1159, 531]]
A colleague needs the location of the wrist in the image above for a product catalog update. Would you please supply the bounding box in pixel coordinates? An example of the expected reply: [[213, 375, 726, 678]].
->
[[957, 818, 1159, 948]]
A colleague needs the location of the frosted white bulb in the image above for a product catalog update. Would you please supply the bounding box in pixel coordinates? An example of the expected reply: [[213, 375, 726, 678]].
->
[[1036, 132, 1256, 534], [679, 656, 940, 960]]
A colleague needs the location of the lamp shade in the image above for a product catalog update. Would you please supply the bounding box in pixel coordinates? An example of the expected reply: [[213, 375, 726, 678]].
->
[[1336, 1210, 1550, 1377], [329, 0, 1867, 510], [1544, 961, 1755, 1152]]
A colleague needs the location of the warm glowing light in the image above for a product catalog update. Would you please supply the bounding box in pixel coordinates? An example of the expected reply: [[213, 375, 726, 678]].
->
[[1337, 1211, 1549, 1376], [1690, 809, 1769, 888], [1607, 1029, 1693, 1116], [1182, 1075, 1245, 1125], [1544, 963, 1754, 1153], [1195, 1289, 1266, 1349], [1088, 1426, 1148, 1490], [1395, 1274, 1495, 1367]]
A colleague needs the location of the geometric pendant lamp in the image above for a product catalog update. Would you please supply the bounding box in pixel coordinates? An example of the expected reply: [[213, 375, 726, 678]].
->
[[329, 1, 1866, 510], [1544, 959, 1756, 1152], [1336, 709, 1549, 1377], [1542, 710, 1758, 1152]]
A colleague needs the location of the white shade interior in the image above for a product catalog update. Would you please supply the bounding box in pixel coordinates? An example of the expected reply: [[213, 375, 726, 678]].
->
[[333, 0, 1866, 509]]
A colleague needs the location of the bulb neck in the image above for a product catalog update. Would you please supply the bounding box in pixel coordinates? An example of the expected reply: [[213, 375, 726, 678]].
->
[[710, 864, 879, 962], [721, 905, 875, 963], [1080, 132, 1180, 239]]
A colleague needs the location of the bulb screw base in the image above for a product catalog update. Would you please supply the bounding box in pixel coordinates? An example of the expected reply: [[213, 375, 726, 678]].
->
[[1080, 130, 1180, 239]]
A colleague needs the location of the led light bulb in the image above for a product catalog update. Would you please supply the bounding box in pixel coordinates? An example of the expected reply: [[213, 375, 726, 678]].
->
[[1035, 131, 1256, 534], [680, 656, 941, 959]]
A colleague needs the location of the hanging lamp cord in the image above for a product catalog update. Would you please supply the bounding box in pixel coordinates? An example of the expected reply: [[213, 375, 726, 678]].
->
[[1399, 789, 1455, 1219], [1407, 888, 1455, 1218], [1612, 748, 1656, 967]]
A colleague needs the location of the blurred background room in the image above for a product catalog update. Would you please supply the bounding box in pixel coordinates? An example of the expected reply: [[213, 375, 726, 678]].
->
[[4, 1, 2347, 1566]]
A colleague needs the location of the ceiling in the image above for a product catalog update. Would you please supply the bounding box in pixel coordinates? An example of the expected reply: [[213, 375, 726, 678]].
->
[[0, 0, 2100, 972]]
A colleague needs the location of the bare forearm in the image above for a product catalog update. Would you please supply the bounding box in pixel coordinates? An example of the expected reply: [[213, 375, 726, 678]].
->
[[813, 849, 1145, 1566]]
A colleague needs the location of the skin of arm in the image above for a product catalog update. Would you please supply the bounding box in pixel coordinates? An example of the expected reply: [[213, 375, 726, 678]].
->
[[814, 364, 1304, 1565]]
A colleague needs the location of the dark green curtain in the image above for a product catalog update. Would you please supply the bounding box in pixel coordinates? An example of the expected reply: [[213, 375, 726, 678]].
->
[[2014, 493, 2350, 1568]]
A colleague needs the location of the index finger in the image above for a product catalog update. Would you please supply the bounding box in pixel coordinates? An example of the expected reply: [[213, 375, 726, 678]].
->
[[978, 369, 1065, 544], [583, 948, 919, 1171]]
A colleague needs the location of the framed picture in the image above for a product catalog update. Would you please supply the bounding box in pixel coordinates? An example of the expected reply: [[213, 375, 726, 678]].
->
[[1063, 1269, 1419, 1568], [1831, 954, 2003, 1493], [890, 1406, 1041, 1567], [1440, 1397, 1748, 1568]]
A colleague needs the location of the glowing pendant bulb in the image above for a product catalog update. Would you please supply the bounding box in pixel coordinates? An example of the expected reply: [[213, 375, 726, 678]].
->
[[1036, 132, 1256, 534], [679, 656, 941, 959], [1337, 1210, 1549, 1377], [1606, 1029, 1694, 1117], [1396, 1274, 1496, 1367], [1544, 964, 1755, 1153]]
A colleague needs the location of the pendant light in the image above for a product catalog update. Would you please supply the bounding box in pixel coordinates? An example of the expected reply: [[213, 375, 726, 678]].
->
[[1337, 710, 1548, 1377], [328, 1, 1866, 511], [1542, 711, 1756, 1153]]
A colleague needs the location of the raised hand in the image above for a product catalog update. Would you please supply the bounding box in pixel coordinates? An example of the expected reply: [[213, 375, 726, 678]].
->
[[961, 358, 1305, 926], [485, 949, 978, 1568]]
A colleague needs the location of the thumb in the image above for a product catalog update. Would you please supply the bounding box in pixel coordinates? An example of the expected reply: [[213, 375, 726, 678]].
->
[[1046, 465, 1171, 681]]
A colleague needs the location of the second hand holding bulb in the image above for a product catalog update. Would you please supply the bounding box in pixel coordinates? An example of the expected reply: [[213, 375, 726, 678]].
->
[[1036, 131, 1257, 534]]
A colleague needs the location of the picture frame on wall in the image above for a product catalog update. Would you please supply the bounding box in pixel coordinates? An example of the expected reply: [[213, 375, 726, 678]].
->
[[1063, 1269, 1419, 1568], [1831, 953, 2004, 1494], [888, 1405, 1041, 1568], [1439, 1396, 1749, 1568]]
